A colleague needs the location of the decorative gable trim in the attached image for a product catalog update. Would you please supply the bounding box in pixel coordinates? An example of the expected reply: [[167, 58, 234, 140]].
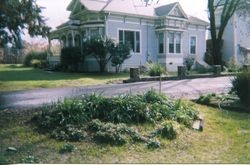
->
[[168, 3, 188, 19]]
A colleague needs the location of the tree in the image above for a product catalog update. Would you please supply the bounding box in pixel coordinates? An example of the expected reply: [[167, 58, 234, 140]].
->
[[207, 0, 250, 66], [143, 0, 160, 6], [111, 43, 131, 73], [0, 0, 50, 47], [84, 37, 115, 73]]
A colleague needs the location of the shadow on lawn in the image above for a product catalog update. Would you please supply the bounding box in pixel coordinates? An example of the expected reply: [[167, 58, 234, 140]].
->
[[0, 64, 128, 82]]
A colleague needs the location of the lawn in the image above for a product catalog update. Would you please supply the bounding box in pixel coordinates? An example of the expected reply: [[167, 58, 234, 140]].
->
[[0, 64, 129, 92], [0, 103, 249, 164]]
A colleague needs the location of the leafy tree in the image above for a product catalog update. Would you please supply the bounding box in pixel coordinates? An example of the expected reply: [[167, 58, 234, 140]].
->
[[84, 37, 115, 73], [207, 0, 250, 66], [0, 0, 50, 47], [111, 43, 131, 73]]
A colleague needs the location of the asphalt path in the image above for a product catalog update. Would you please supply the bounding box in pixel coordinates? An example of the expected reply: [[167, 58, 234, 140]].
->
[[0, 76, 233, 110]]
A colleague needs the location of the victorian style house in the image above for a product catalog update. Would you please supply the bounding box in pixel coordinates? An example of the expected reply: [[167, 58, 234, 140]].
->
[[49, 0, 208, 72]]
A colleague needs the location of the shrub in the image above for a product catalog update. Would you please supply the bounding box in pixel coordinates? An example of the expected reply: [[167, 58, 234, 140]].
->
[[60, 47, 83, 72], [146, 139, 161, 149], [151, 121, 177, 140], [21, 155, 38, 163], [23, 51, 47, 67], [231, 72, 250, 106], [33, 90, 199, 145], [31, 59, 48, 68], [59, 143, 76, 154], [51, 125, 87, 141], [225, 57, 241, 73], [197, 94, 213, 105], [148, 63, 166, 76], [184, 55, 195, 71], [89, 120, 130, 145]]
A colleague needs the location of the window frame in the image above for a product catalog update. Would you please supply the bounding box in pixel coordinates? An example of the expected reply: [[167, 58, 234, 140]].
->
[[189, 36, 197, 55], [158, 32, 164, 54], [168, 32, 182, 54], [118, 29, 141, 54]]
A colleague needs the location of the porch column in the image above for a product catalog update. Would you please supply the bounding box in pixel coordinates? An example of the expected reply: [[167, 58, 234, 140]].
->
[[66, 35, 69, 47], [72, 31, 75, 47]]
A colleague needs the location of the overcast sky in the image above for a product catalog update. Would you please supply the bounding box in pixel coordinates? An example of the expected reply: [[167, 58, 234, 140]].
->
[[25, 0, 208, 42]]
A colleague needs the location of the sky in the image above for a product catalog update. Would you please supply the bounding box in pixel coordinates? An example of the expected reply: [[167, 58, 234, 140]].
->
[[25, 0, 208, 42]]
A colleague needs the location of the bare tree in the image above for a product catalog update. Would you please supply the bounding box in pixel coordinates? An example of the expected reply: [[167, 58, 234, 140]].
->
[[143, 0, 160, 6], [208, 0, 250, 66]]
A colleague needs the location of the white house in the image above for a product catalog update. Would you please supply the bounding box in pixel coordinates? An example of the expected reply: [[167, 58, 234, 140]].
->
[[213, 1, 250, 65], [49, 0, 209, 72]]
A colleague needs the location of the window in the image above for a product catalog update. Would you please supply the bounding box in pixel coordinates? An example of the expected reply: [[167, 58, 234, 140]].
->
[[168, 32, 181, 54], [158, 32, 164, 53], [169, 33, 174, 53], [119, 30, 140, 53], [175, 33, 181, 53], [190, 36, 196, 54]]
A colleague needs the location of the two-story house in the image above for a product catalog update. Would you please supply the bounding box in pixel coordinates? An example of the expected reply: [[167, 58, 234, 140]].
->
[[49, 0, 208, 72]]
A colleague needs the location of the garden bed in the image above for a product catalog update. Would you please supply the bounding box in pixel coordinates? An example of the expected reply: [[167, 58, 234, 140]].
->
[[195, 93, 249, 112]]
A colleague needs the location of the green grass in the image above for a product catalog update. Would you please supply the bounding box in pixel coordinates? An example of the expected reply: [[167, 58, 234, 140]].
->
[[0, 64, 129, 92], [0, 103, 249, 164]]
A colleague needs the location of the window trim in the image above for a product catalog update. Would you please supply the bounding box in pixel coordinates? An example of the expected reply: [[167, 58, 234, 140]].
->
[[158, 32, 165, 54], [189, 35, 197, 55], [117, 28, 141, 54], [168, 32, 182, 54]]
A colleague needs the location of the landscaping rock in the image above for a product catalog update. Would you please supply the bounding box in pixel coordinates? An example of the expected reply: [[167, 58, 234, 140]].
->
[[7, 147, 17, 152], [192, 118, 204, 131]]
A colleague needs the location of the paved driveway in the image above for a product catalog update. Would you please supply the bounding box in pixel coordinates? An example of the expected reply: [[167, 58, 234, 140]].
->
[[0, 76, 233, 110]]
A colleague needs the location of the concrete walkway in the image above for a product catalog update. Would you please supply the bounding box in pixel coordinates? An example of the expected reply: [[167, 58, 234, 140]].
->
[[0, 76, 233, 110]]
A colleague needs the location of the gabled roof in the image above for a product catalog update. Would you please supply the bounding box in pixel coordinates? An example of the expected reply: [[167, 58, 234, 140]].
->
[[66, 0, 207, 25], [155, 2, 177, 16], [188, 16, 209, 26]]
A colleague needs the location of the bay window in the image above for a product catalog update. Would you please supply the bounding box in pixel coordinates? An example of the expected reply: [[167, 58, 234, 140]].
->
[[168, 32, 181, 54], [158, 32, 164, 53]]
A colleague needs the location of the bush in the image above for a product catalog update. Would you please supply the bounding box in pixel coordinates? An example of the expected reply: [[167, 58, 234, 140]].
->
[[146, 139, 161, 149], [51, 125, 87, 141], [197, 94, 213, 105], [184, 55, 195, 71], [23, 51, 48, 67], [60, 47, 83, 72], [148, 63, 166, 76], [231, 72, 250, 106], [33, 90, 199, 145], [31, 59, 48, 68], [88, 119, 143, 145], [225, 58, 241, 73], [59, 143, 76, 154], [151, 121, 177, 140]]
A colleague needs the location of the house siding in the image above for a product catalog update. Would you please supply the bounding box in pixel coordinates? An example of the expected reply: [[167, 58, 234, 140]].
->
[[106, 14, 157, 71], [216, 10, 250, 65]]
